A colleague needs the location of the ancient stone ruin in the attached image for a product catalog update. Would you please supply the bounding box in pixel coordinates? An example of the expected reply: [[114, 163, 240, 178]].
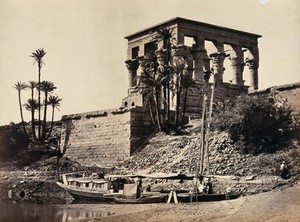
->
[[60, 17, 262, 167]]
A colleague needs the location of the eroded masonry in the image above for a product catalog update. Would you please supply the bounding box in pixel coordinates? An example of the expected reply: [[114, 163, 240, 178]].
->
[[61, 18, 262, 167]]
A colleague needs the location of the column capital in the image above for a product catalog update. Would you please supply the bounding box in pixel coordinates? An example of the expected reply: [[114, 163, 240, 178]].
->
[[245, 58, 258, 69], [210, 52, 226, 63], [171, 44, 189, 58], [210, 52, 226, 85], [229, 56, 245, 67], [191, 48, 209, 61]]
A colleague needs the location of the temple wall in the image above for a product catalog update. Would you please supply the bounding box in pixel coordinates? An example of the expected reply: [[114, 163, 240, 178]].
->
[[249, 82, 300, 116], [60, 107, 154, 167], [185, 81, 249, 118]]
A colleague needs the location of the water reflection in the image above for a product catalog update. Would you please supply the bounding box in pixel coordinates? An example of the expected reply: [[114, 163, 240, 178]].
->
[[55, 207, 112, 222], [0, 202, 112, 222]]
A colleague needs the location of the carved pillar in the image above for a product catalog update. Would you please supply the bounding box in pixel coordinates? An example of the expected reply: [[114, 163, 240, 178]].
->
[[246, 47, 259, 90], [171, 45, 189, 111], [191, 38, 209, 82], [172, 44, 188, 57], [246, 58, 258, 90], [210, 52, 226, 86], [229, 46, 244, 86], [210, 41, 225, 85], [125, 59, 139, 88]]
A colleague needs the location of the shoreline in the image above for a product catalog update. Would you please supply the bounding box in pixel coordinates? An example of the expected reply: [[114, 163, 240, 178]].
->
[[51, 182, 300, 222]]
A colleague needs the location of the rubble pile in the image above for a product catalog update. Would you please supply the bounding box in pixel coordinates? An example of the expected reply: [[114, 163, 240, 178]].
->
[[120, 130, 275, 177], [118, 121, 300, 194]]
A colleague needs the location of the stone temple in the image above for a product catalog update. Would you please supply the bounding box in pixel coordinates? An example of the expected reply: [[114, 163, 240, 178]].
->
[[60, 17, 262, 167]]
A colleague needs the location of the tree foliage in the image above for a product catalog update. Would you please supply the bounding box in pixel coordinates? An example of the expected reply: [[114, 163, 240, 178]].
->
[[212, 94, 293, 154], [13, 49, 62, 145], [137, 27, 194, 132], [0, 123, 29, 160]]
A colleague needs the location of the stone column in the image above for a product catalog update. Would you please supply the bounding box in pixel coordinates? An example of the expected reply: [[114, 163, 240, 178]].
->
[[210, 52, 226, 86], [245, 58, 258, 90], [125, 59, 139, 88], [210, 41, 225, 85], [246, 47, 259, 90], [229, 46, 244, 86], [171, 44, 189, 59], [172, 45, 193, 76], [191, 38, 209, 82]]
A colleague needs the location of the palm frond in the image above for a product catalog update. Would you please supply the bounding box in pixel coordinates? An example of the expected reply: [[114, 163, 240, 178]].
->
[[13, 81, 28, 91], [48, 95, 62, 109], [24, 98, 39, 111]]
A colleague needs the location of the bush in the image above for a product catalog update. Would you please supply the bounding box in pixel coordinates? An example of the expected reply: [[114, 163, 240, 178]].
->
[[212, 94, 293, 155], [0, 123, 29, 160]]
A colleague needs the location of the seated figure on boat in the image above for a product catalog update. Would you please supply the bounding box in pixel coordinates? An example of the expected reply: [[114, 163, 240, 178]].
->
[[203, 178, 213, 194]]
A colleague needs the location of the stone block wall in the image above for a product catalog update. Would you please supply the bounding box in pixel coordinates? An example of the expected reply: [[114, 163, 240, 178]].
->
[[121, 89, 143, 108], [60, 107, 154, 167], [185, 81, 249, 118], [250, 82, 300, 116]]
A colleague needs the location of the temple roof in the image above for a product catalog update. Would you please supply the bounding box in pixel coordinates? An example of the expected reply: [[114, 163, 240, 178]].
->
[[124, 17, 262, 40]]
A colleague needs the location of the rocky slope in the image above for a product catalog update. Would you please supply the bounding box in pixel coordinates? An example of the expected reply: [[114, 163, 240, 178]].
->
[[115, 119, 300, 195]]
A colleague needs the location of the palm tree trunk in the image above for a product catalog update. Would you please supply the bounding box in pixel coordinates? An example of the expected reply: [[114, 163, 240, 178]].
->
[[47, 106, 55, 139], [154, 89, 161, 132], [42, 91, 48, 141], [148, 100, 156, 126], [18, 91, 28, 136], [163, 83, 167, 124], [31, 109, 36, 141], [175, 74, 182, 126], [31, 88, 37, 141], [38, 63, 41, 142], [181, 86, 188, 127]]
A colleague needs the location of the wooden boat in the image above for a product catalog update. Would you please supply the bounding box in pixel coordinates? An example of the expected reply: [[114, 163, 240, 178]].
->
[[56, 172, 122, 201], [109, 174, 192, 204], [56, 181, 120, 201]]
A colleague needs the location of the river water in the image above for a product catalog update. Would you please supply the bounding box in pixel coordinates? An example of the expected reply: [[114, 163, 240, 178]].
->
[[0, 202, 112, 222]]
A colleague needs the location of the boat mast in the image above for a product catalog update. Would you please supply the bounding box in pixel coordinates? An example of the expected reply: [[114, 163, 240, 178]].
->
[[204, 74, 216, 174]]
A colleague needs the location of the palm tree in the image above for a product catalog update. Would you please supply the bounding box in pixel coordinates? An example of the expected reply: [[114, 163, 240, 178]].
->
[[138, 55, 162, 131], [39, 81, 56, 141], [24, 98, 39, 141], [154, 26, 175, 58], [172, 57, 186, 126], [154, 27, 175, 124], [181, 73, 194, 126], [13, 81, 28, 137], [30, 48, 46, 141], [47, 95, 62, 139], [26, 81, 38, 141]]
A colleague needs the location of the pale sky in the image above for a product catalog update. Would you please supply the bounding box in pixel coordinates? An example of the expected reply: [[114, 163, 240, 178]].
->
[[0, 0, 299, 125]]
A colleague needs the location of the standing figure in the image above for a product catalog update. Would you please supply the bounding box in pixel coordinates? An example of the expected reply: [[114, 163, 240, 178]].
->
[[280, 161, 290, 179]]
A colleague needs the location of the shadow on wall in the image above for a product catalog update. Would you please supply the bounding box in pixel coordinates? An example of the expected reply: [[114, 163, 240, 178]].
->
[[61, 120, 75, 155]]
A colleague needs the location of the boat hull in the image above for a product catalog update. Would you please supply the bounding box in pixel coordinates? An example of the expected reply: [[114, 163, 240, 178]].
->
[[56, 182, 118, 202], [114, 195, 167, 204], [177, 193, 240, 203]]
